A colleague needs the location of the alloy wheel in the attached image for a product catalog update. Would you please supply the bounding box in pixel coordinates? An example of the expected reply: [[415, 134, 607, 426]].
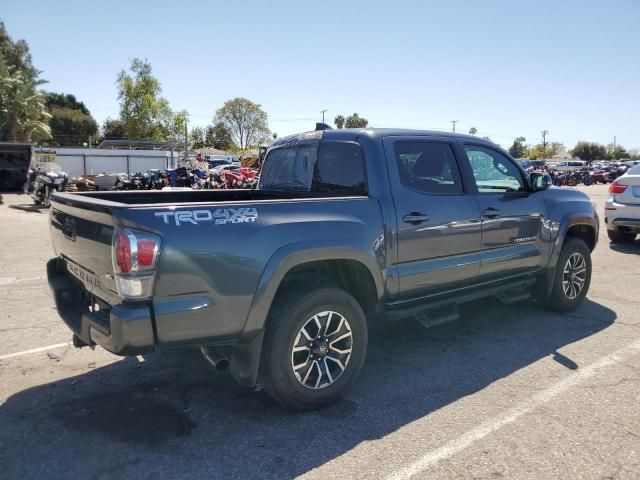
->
[[290, 311, 353, 390], [562, 252, 587, 300]]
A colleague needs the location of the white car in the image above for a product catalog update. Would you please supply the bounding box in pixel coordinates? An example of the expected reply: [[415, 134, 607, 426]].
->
[[550, 160, 587, 171], [604, 164, 640, 243]]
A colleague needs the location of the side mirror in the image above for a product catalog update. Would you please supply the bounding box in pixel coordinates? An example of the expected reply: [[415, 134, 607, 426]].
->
[[531, 172, 551, 191]]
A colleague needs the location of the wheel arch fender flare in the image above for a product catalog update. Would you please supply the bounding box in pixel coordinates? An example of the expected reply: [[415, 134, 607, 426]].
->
[[541, 213, 597, 297], [243, 239, 384, 337], [228, 240, 384, 388]]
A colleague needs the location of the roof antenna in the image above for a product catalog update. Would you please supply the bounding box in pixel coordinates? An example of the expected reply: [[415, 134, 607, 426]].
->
[[315, 122, 332, 131]]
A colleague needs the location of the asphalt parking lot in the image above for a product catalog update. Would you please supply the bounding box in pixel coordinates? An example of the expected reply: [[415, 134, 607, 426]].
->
[[0, 185, 639, 480]]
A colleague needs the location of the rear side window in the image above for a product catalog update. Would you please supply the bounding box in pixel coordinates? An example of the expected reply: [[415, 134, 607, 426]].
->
[[259, 140, 366, 195], [312, 142, 366, 194], [394, 142, 463, 194]]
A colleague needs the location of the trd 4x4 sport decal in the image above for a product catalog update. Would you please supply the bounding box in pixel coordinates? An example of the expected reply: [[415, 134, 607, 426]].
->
[[155, 208, 258, 226]]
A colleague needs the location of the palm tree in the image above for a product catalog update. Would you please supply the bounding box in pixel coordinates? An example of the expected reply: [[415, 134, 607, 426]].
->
[[468, 127, 477, 135], [0, 62, 51, 142]]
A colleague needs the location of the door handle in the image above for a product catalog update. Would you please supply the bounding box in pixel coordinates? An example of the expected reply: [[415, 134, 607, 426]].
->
[[403, 212, 429, 224], [482, 207, 501, 219]]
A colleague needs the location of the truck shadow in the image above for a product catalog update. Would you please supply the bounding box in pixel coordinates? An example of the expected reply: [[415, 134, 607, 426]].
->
[[0, 298, 615, 479]]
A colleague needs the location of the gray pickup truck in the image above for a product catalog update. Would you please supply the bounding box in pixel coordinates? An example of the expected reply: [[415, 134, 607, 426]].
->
[[47, 127, 598, 410]]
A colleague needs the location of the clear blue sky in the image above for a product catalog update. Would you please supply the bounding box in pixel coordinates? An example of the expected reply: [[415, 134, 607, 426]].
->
[[3, 0, 639, 150]]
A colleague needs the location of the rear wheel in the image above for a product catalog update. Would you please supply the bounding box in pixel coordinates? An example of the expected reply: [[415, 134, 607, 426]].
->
[[545, 237, 591, 312], [260, 287, 367, 411], [607, 229, 636, 243]]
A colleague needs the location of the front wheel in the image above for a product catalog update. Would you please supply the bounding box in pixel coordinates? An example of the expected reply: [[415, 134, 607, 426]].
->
[[43, 186, 51, 207], [545, 237, 592, 312], [260, 287, 368, 410]]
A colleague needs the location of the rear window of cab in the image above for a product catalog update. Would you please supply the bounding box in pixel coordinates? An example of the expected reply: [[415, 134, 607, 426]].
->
[[259, 141, 367, 195]]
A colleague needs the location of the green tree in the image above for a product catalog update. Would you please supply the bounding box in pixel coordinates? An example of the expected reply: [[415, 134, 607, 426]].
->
[[205, 122, 234, 150], [508, 137, 527, 158], [0, 23, 50, 142], [48, 107, 98, 146], [469, 126, 477, 135], [102, 118, 126, 139], [345, 113, 368, 128], [607, 145, 628, 160], [117, 58, 174, 140], [45, 92, 90, 115], [569, 142, 607, 161], [214, 97, 270, 152], [334, 114, 345, 129], [45, 92, 98, 146], [549, 142, 565, 156], [190, 126, 206, 149], [527, 144, 546, 159], [0, 22, 38, 79]]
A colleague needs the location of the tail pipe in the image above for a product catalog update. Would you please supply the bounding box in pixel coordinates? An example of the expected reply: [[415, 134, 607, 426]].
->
[[200, 346, 230, 372]]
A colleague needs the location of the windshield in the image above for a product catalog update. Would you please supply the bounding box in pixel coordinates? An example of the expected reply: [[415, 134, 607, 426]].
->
[[34, 162, 63, 172]]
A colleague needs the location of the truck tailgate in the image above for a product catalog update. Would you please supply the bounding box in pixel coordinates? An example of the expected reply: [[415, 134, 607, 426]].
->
[[49, 199, 118, 299]]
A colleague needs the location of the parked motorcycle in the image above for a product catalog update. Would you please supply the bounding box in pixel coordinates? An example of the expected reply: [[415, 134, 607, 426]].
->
[[24, 164, 69, 206], [590, 170, 610, 184]]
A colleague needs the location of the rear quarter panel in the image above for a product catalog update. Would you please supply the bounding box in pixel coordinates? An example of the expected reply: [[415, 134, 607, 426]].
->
[[115, 198, 385, 346]]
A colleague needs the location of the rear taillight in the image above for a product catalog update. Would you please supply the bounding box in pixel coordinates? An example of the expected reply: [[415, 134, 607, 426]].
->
[[114, 229, 132, 273], [112, 226, 161, 299], [609, 180, 628, 194]]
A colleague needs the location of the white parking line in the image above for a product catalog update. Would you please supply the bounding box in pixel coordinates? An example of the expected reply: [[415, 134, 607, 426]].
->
[[0, 342, 71, 361], [387, 338, 640, 480], [0, 275, 46, 286]]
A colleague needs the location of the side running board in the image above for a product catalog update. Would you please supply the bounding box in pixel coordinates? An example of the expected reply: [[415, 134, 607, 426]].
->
[[384, 278, 536, 326]]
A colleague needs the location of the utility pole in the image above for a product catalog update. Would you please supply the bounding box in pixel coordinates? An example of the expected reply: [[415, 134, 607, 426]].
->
[[320, 109, 328, 123], [613, 135, 616, 152], [184, 116, 188, 160], [541, 130, 548, 158], [451, 120, 458, 133]]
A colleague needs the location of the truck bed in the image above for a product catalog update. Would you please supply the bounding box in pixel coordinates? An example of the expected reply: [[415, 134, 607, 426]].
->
[[54, 188, 364, 207]]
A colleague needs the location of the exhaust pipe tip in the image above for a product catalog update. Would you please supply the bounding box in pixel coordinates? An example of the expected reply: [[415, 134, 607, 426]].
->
[[200, 347, 230, 372]]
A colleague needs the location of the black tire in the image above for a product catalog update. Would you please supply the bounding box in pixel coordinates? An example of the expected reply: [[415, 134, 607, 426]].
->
[[259, 287, 368, 411], [607, 229, 636, 243], [546, 237, 592, 313]]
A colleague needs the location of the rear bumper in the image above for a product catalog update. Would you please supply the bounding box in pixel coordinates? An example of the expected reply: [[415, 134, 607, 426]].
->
[[47, 257, 156, 356], [604, 199, 640, 232]]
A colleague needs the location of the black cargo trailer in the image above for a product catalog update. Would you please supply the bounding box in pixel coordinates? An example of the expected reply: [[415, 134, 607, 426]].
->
[[0, 143, 33, 191]]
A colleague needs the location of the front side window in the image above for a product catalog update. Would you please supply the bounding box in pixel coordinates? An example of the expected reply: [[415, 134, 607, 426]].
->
[[464, 145, 525, 193], [394, 142, 463, 194]]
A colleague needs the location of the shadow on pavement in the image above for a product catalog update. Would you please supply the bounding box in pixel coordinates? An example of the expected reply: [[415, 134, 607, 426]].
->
[[7, 204, 48, 213], [609, 240, 640, 255], [0, 298, 615, 479]]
